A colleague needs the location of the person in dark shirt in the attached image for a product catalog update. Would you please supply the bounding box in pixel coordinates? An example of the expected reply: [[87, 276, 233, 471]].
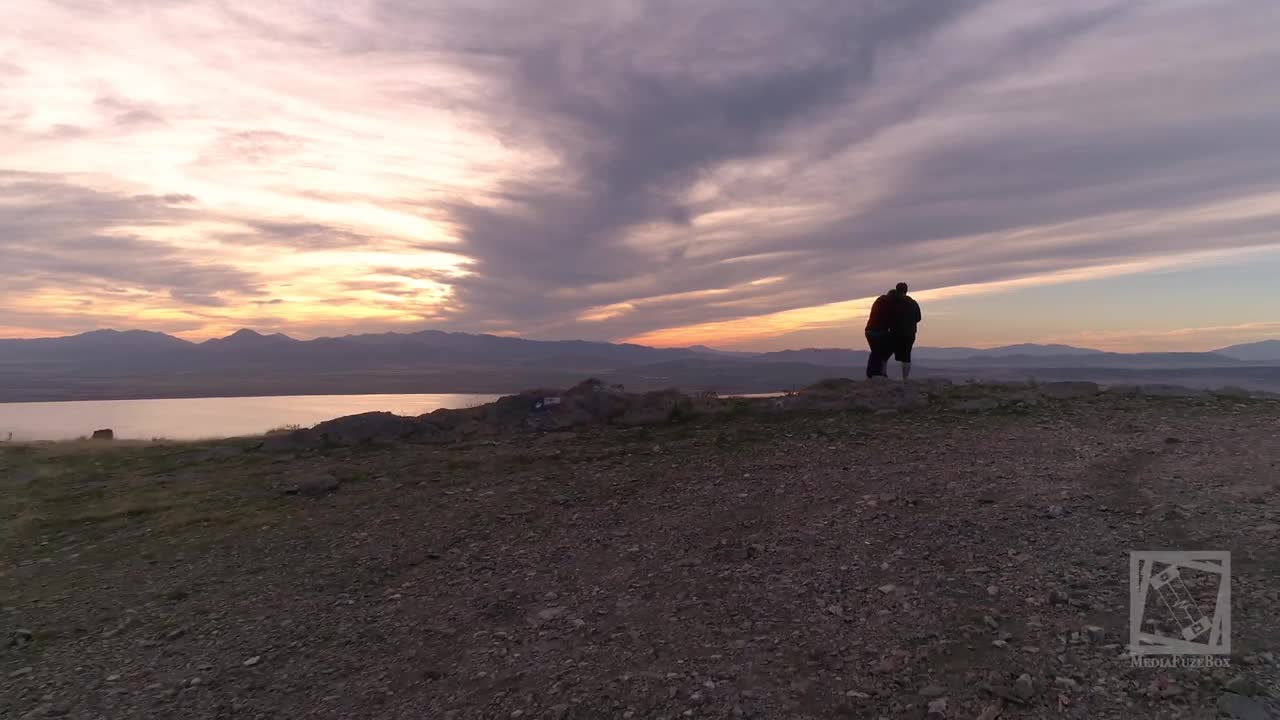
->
[[889, 282, 922, 380], [864, 289, 897, 378]]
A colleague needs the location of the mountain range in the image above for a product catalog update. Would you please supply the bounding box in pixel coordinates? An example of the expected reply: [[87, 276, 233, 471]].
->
[[1, 328, 1278, 402]]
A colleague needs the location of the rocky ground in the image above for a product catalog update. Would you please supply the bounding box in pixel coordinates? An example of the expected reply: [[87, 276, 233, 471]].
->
[[2, 379, 1279, 719]]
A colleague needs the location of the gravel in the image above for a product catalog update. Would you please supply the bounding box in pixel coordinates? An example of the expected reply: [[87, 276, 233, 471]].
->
[[2, 383, 1279, 718]]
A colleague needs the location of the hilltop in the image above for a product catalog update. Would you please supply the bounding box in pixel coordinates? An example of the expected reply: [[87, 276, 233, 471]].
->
[[2, 379, 1278, 719]]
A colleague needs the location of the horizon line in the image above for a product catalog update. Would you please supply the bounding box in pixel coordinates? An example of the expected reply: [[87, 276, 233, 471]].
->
[[3, 326, 1277, 356]]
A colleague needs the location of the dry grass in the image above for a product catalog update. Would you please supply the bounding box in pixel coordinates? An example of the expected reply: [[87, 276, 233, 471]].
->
[[0, 438, 283, 555], [3, 437, 176, 452]]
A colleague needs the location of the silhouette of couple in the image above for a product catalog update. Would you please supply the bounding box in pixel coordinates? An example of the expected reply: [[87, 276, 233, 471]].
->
[[864, 282, 921, 380]]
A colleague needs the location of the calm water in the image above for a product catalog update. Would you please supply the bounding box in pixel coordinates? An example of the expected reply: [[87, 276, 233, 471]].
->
[[0, 393, 501, 442]]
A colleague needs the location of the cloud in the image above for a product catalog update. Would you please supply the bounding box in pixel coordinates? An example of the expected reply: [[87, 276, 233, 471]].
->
[[3, 0, 1280, 348], [424, 0, 972, 302], [219, 220, 378, 250], [0, 171, 262, 317], [356, 0, 1280, 342], [48, 124, 90, 139], [95, 95, 167, 128], [1048, 321, 1280, 353], [399, 0, 981, 331], [196, 129, 307, 166]]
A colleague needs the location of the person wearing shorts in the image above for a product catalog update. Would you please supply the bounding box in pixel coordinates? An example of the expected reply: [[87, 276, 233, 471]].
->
[[889, 282, 922, 380]]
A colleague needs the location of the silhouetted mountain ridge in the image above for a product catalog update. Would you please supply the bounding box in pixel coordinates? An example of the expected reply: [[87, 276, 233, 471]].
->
[[4, 328, 1276, 368], [201, 329, 294, 346], [2, 328, 1278, 402], [1215, 339, 1280, 361]]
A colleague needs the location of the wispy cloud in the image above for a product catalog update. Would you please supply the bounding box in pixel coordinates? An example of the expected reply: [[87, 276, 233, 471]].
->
[[0, 171, 262, 321], [94, 95, 167, 128], [1049, 321, 1280, 353], [1, 0, 1279, 348]]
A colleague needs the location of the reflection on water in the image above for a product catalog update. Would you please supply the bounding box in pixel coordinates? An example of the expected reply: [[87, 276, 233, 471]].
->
[[0, 393, 501, 441], [0, 391, 797, 442]]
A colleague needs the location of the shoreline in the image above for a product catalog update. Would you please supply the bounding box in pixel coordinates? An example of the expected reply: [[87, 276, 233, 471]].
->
[[1, 378, 1274, 445]]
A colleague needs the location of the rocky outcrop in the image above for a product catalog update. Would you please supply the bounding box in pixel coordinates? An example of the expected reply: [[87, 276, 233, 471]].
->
[[277, 378, 946, 449], [262, 379, 693, 449], [259, 377, 1274, 450]]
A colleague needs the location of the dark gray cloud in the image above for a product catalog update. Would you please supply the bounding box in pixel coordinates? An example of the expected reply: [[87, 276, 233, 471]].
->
[[0, 171, 261, 308], [219, 220, 376, 250], [212, 219, 461, 254], [0, 171, 405, 331], [381, 0, 983, 333], [356, 0, 1280, 341]]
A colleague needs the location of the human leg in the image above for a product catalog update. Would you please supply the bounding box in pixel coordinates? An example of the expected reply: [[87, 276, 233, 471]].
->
[[865, 331, 889, 378], [893, 333, 916, 381]]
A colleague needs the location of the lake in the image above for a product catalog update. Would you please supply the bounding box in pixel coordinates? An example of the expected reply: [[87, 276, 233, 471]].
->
[[0, 393, 502, 442]]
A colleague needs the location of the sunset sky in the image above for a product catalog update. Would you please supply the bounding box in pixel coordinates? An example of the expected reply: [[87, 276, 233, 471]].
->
[[3, 0, 1280, 352]]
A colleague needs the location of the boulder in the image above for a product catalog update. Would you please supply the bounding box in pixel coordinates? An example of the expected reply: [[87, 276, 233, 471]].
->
[[286, 474, 339, 497], [539, 393, 625, 430], [312, 412, 421, 445], [91, 428, 114, 440], [262, 428, 320, 451], [445, 379, 635, 431]]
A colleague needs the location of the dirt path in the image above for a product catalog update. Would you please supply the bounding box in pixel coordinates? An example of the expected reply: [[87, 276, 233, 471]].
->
[[2, 390, 1278, 719]]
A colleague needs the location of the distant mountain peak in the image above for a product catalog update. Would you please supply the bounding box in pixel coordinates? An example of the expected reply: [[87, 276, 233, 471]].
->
[[83, 328, 169, 337], [205, 328, 294, 345], [983, 343, 1104, 356], [1214, 338, 1280, 361], [64, 328, 191, 346]]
